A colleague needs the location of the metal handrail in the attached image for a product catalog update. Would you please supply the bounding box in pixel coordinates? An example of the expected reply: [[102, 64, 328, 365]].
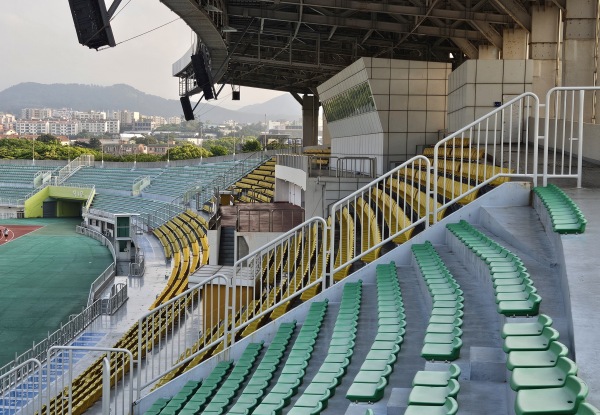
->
[[329, 155, 431, 285], [432, 92, 540, 223]]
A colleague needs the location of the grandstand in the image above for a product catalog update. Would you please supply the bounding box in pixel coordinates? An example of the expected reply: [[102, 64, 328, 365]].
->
[[6, 9, 600, 411]]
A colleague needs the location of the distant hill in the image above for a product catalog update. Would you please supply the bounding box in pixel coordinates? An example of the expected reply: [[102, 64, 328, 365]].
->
[[0, 83, 301, 122]]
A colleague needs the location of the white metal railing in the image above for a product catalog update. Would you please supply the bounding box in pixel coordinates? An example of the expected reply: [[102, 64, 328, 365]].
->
[[82, 185, 96, 215], [53, 155, 94, 185], [45, 346, 134, 415], [76, 226, 117, 306], [0, 359, 42, 415], [137, 274, 229, 393], [0, 301, 103, 379], [432, 92, 540, 222], [101, 283, 128, 315], [542, 86, 600, 187], [231, 217, 328, 345], [330, 156, 431, 285], [132, 175, 152, 196]]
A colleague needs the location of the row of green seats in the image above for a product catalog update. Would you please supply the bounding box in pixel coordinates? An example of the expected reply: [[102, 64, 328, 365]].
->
[[288, 281, 363, 414], [251, 301, 328, 415], [533, 184, 587, 234], [174, 360, 232, 415], [502, 316, 599, 414], [446, 220, 541, 316], [347, 263, 404, 403], [412, 242, 464, 361], [200, 343, 264, 415], [405, 364, 461, 414], [227, 322, 296, 415]]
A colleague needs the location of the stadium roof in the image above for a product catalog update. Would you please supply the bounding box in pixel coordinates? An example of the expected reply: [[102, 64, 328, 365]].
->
[[162, 0, 542, 95]]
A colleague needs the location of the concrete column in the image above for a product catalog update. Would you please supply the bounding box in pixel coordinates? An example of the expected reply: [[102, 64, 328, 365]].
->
[[531, 5, 561, 111], [322, 116, 331, 147], [302, 94, 320, 147], [503, 28, 529, 59], [563, 0, 597, 121], [479, 45, 500, 60]]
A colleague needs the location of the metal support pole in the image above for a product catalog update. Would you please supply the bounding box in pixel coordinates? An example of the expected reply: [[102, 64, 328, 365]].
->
[[578, 90, 585, 188], [102, 356, 111, 415]]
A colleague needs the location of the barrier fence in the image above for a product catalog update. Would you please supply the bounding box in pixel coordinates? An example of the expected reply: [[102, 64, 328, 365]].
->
[[0, 359, 42, 415], [231, 217, 328, 345], [0, 301, 103, 379], [137, 274, 229, 393], [45, 346, 134, 415]]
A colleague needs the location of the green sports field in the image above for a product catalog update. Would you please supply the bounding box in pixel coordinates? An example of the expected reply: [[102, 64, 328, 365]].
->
[[0, 218, 113, 367]]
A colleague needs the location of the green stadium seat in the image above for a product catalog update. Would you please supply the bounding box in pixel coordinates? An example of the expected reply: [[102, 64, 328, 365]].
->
[[507, 341, 569, 371], [408, 379, 460, 405], [412, 364, 461, 387], [510, 356, 578, 391], [577, 403, 600, 414], [503, 316, 553, 339], [515, 375, 588, 415], [503, 327, 560, 353], [404, 397, 459, 415]]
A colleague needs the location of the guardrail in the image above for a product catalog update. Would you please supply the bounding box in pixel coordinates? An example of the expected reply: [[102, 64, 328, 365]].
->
[[137, 274, 230, 393], [46, 346, 134, 415], [0, 359, 42, 415], [53, 155, 94, 185], [76, 226, 117, 306], [542, 86, 600, 187], [330, 156, 431, 285], [230, 217, 328, 346], [0, 300, 103, 378], [133, 175, 152, 196], [101, 283, 128, 315], [433, 92, 540, 222]]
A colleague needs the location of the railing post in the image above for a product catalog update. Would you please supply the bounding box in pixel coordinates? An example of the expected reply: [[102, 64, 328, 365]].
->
[[102, 356, 111, 415], [577, 90, 585, 188]]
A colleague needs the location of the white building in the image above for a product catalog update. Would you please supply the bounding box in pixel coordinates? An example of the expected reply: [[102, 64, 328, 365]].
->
[[49, 121, 79, 136], [74, 111, 107, 121], [15, 120, 50, 135], [21, 108, 52, 120]]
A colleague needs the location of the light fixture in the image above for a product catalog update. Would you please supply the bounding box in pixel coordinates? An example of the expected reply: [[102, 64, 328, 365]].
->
[[221, 25, 237, 32]]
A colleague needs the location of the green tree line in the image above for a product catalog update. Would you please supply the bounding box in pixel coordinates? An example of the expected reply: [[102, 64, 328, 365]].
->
[[0, 135, 267, 162]]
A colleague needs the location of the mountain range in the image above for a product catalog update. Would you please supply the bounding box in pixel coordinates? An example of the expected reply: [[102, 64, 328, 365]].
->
[[0, 83, 301, 123]]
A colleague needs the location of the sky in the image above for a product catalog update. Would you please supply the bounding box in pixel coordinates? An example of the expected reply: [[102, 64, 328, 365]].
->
[[0, 1, 287, 110]]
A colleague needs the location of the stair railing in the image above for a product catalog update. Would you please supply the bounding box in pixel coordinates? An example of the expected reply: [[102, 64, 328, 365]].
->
[[432, 92, 540, 223]]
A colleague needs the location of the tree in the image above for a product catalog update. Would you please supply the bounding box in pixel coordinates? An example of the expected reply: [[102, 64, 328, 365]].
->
[[89, 137, 102, 150], [168, 143, 211, 160], [208, 144, 228, 156], [241, 139, 262, 152], [37, 134, 59, 144]]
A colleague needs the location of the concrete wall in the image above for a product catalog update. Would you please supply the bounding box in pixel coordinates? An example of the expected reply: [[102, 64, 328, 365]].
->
[[318, 58, 451, 174], [448, 60, 533, 132]]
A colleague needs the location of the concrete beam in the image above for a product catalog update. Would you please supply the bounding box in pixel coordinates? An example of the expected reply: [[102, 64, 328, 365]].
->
[[450, 37, 479, 59], [491, 0, 531, 31]]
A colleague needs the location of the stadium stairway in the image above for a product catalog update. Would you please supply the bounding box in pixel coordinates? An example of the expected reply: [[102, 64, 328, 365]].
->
[[137, 180, 598, 415]]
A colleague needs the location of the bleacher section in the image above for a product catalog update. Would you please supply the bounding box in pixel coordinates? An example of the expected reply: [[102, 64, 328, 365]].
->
[[0, 164, 55, 185], [7, 141, 596, 415], [90, 193, 181, 218], [533, 184, 587, 234], [143, 163, 237, 200], [232, 159, 275, 203], [64, 167, 161, 192], [138, 182, 598, 415]]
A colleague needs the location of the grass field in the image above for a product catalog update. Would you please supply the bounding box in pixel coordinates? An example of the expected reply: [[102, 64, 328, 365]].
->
[[0, 218, 113, 367]]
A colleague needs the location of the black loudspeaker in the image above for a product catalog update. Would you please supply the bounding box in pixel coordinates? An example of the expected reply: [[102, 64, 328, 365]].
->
[[68, 0, 116, 49], [191, 53, 214, 100], [232, 90, 241, 101], [180, 96, 195, 121]]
